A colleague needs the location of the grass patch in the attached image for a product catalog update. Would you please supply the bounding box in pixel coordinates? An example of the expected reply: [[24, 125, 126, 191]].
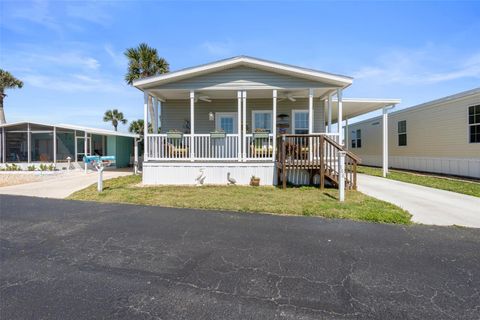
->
[[68, 175, 412, 225], [358, 166, 480, 197]]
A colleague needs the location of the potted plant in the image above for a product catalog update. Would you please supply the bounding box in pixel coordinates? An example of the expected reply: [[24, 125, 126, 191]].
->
[[250, 175, 260, 186], [210, 129, 226, 139], [253, 128, 270, 139], [167, 129, 183, 139]]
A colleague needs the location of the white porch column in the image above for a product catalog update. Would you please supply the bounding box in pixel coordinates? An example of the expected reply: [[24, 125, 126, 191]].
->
[[382, 107, 389, 177], [27, 123, 31, 163], [345, 118, 349, 150], [143, 92, 149, 161], [242, 91, 247, 161], [337, 89, 343, 146], [152, 97, 158, 134], [190, 90, 195, 161], [84, 131, 88, 173], [53, 126, 57, 164], [308, 88, 314, 133], [157, 99, 162, 133], [327, 92, 333, 133], [134, 138, 139, 174], [272, 89, 277, 160], [237, 91, 242, 161], [74, 130, 77, 162]]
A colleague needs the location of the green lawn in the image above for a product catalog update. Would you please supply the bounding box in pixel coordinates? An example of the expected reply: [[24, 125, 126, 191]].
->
[[68, 175, 412, 225], [358, 166, 480, 197]]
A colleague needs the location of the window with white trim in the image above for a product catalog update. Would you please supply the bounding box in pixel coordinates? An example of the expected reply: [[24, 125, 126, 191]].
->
[[469, 105, 480, 143], [252, 110, 272, 132], [351, 129, 361, 148], [215, 113, 237, 134], [398, 120, 407, 146], [292, 110, 309, 134]]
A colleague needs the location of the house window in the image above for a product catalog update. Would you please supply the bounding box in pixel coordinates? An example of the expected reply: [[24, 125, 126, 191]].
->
[[351, 129, 361, 148], [469, 105, 480, 143], [292, 110, 309, 134], [398, 120, 407, 146], [252, 110, 272, 132], [215, 113, 238, 134]]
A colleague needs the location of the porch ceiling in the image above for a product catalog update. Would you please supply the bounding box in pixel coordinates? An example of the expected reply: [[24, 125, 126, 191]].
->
[[150, 88, 333, 100], [328, 98, 401, 121]]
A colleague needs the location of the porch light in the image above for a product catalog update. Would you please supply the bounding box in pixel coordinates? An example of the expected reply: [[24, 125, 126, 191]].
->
[[209, 112, 215, 121]]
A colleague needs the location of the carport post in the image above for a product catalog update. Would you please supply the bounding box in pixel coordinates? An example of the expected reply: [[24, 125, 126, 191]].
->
[[337, 89, 343, 146], [84, 131, 88, 174], [382, 105, 395, 178], [27, 123, 31, 163], [1, 127, 5, 163]]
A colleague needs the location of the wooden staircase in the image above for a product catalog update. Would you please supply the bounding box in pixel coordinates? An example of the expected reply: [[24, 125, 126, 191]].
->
[[276, 134, 360, 190]]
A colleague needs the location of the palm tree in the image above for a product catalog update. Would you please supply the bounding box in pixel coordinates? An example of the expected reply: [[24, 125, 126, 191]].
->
[[129, 119, 158, 135], [0, 69, 23, 124], [103, 109, 127, 131], [124, 43, 169, 125]]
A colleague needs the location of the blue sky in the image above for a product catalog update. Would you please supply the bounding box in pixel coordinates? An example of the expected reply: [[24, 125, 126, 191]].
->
[[1, 0, 479, 131]]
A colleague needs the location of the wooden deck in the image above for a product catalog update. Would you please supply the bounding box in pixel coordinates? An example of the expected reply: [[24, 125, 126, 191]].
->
[[276, 134, 360, 190]]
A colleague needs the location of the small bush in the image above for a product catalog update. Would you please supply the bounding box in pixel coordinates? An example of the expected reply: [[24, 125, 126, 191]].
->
[[27, 165, 36, 171], [5, 163, 21, 171], [39, 164, 48, 171]]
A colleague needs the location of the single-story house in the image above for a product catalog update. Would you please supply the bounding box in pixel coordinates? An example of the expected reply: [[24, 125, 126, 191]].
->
[[0, 121, 140, 170], [133, 56, 400, 186], [347, 88, 480, 178]]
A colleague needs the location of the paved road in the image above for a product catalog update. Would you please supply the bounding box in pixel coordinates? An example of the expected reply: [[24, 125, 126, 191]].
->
[[1, 195, 479, 319], [358, 174, 480, 228], [0, 170, 132, 198]]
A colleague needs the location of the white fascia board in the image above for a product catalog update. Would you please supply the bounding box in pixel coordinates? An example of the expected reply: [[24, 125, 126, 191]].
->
[[133, 56, 353, 89]]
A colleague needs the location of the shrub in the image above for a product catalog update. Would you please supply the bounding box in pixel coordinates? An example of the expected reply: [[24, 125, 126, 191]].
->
[[27, 165, 36, 171], [5, 163, 21, 171]]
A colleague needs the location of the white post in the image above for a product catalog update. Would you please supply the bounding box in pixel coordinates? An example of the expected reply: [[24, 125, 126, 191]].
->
[[308, 88, 314, 133], [143, 92, 149, 161], [242, 91, 247, 161], [338, 151, 346, 202], [53, 126, 57, 164], [157, 99, 161, 133], [237, 91, 242, 161], [382, 106, 389, 177], [152, 97, 158, 134], [134, 138, 139, 174], [84, 131, 88, 173], [98, 167, 104, 192], [337, 89, 343, 146], [345, 118, 349, 150], [272, 89, 277, 160], [74, 130, 77, 163], [328, 93, 333, 133], [190, 90, 195, 161], [27, 123, 31, 163], [1, 127, 5, 163]]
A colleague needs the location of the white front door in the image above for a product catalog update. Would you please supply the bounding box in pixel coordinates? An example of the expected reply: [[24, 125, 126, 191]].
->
[[215, 112, 238, 134]]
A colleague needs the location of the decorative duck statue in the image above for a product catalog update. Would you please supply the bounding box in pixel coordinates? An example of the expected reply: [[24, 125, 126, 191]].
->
[[195, 168, 206, 186], [227, 172, 236, 185]]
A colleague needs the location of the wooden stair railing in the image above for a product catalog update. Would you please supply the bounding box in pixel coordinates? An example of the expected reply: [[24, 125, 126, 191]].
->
[[276, 134, 361, 190]]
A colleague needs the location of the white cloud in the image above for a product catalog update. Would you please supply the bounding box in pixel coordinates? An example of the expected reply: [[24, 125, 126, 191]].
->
[[353, 47, 480, 85], [22, 73, 124, 93]]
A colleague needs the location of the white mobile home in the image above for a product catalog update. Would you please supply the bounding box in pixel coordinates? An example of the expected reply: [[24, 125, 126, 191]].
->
[[133, 56, 400, 187], [347, 88, 480, 178]]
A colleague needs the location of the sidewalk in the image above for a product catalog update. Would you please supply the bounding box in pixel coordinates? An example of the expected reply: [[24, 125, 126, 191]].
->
[[0, 170, 132, 199]]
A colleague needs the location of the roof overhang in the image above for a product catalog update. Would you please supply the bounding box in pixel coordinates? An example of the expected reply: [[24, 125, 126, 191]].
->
[[329, 98, 401, 121], [0, 121, 139, 138], [133, 56, 353, 90]]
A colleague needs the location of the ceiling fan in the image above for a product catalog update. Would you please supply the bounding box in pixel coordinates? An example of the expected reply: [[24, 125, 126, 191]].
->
[[194, 94, 212, 103], [277, 92, 306, 102]]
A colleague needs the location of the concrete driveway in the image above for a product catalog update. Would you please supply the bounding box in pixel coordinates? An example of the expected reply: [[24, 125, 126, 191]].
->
[[1, 195, 479, 319], [358, 174, 480, 228], [0, 170, 132, 198]]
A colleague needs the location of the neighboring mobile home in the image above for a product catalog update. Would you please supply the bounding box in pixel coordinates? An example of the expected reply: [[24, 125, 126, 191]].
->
[[347, 88, 480, 178], [0, 122, 139, 169], [133, 56, 400, 186]]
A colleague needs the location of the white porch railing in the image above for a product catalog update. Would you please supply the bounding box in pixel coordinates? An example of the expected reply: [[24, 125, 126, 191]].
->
[[146, 133, 338, 162], [146, 134, 240, 161], [245, 134, 274, 160]]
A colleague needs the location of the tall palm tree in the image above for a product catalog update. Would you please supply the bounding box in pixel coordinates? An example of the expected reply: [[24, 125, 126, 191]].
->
[[103, 109, 127, 131], [124, 43, 169, 125], [0, 69, 24, 124], [129, 119, 157, 135]]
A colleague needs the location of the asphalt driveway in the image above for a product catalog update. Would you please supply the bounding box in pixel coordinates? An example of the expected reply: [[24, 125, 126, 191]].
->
[[1, 195, 479, 319]]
